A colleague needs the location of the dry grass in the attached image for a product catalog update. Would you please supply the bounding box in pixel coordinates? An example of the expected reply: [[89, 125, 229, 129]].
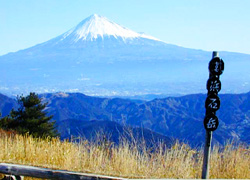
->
[[0, 130, 249, 179]]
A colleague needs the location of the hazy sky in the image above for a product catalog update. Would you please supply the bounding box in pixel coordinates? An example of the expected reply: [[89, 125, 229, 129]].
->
[[1, 0, 250, 55]]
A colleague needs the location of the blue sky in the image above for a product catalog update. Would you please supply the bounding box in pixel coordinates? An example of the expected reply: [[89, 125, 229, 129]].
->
[[0, 0, 250, 55]]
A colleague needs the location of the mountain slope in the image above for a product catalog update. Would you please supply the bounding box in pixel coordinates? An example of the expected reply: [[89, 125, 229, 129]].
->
[[0, 92, 249, 145], [57, 119, 173, 147], [40, 92, 249, 146], [0, 94, 18, 117], [0, 14, 249, 96]]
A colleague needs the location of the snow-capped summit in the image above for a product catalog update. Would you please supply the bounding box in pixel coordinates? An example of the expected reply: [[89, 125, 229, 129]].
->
[[1, 14, 249, 97], [60, 14, 159, 42]]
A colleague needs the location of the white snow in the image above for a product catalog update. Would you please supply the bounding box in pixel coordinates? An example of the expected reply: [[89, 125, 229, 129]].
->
[[61, 14, 160, 42], [140, 33, 160, 41]]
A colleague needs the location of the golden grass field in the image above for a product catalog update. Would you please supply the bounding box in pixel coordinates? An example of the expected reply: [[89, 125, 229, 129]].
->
[[0, 130, 249, 179]]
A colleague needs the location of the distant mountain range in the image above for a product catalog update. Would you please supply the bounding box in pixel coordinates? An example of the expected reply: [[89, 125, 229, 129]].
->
[[1, 91, 249, 146], [57, 119, 173, 148], [0, 93, 17, 117], [0, 14, 249, 96]]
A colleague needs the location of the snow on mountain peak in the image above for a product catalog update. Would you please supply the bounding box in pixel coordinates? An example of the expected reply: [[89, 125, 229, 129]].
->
[[61, 14, 159, 42]]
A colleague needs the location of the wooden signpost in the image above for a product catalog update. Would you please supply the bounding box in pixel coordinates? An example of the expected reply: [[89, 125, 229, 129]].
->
[[202, 51, 224, 179]]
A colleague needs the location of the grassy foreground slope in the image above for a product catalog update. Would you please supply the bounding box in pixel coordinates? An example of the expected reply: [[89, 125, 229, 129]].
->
[[0, 130, 249, 179]]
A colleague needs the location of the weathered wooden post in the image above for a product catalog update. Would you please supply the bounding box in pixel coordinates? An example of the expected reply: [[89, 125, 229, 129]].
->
[[202, 51, 224, 179]]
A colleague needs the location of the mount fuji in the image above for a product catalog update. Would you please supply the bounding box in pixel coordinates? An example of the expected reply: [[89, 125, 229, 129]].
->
[[0, 14, 250, 96]]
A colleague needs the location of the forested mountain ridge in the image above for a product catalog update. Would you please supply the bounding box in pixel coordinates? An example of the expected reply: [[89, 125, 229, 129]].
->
[[0, 92, 249, 145]]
